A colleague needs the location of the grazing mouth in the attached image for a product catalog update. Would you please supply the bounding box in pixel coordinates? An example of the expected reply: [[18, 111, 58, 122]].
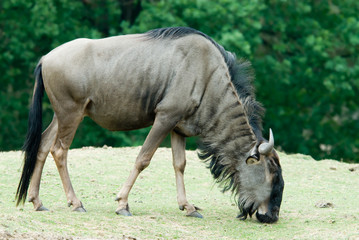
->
[[237, 201, 280, 223], [256, 211, 279, 223]]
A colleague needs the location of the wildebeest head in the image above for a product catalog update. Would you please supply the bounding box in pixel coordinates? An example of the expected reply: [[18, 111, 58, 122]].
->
[[237, 129, 284, 223], [199, 128, 284, 223]]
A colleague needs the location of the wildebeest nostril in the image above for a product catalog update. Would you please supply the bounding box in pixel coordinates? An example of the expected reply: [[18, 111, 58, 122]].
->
[[272, 206, 280, 216]]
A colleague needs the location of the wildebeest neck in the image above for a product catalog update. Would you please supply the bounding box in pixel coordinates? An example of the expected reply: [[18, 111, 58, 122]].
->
[[197, 76, 257, 194]]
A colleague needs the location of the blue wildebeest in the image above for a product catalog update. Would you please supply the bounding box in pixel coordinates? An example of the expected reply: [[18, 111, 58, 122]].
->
[[16, 27, 284, 223]]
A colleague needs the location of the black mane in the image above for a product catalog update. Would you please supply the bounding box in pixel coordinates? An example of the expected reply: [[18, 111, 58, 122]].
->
[[146, 27, 264, 198]]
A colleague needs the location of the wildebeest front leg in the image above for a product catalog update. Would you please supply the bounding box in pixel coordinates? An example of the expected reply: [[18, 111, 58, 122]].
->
[[171, 131, 203, 218], [115, 114, 177, 216]]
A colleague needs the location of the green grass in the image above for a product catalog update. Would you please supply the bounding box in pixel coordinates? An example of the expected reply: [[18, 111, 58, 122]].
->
[[1, 147, 359, 239]]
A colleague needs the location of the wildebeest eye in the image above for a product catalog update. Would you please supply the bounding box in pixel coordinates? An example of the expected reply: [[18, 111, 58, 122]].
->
[[246, 156, 260, 165]]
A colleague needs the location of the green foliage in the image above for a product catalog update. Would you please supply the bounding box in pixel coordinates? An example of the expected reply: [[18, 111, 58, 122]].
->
[[255, 1, 359, 162], [1, 0, 358, 162]]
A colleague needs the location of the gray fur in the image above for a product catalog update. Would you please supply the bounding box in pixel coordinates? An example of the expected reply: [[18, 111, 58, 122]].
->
[[17, 27, 283, 223]]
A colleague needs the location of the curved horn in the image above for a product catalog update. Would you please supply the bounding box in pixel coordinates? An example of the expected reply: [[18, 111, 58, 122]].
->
[[258, 128, 274, 155]]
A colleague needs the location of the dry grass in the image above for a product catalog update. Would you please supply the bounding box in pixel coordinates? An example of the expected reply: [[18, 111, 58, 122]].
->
[[0, 147, 359, 239]]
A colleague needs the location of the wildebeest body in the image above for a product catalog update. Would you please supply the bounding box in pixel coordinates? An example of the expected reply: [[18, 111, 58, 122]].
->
[[16, 27, 284, 223], [43, 34, 223, 133]]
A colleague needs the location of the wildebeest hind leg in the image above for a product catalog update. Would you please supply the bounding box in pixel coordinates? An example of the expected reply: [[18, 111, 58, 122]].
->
[[115, 114, 178, 216], [171, 131, 203, 218], [50, 110, 85, 212], [28, 115, 58, 211]]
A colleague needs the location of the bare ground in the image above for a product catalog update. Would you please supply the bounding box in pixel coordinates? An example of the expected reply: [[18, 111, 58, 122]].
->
[[1, 147, 359, 239]]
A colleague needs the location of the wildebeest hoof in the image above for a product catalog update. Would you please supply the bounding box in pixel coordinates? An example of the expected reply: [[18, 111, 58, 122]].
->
[[186, 211, 203, 218], [116, 209, 132, 216], [35, 205, 49, 211], [73, 206, 87, 212]]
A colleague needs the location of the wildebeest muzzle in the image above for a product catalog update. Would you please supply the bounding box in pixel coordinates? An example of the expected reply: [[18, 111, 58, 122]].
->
[[256, 166, 284, 223]]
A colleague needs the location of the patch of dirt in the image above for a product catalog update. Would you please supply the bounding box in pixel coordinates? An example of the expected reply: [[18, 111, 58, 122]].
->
[[0, 231, 136, 240], [0, 230, 72, 240], [315, 201, 334, 208], [349, 165, 359, 172], [122, 235, 136, 240]]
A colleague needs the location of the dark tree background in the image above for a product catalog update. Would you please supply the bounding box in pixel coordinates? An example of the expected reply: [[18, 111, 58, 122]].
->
[[1, 0, 358, 162]]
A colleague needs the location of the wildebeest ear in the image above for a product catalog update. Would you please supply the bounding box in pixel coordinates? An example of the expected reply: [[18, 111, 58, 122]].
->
[[246, 156, 260, 165]]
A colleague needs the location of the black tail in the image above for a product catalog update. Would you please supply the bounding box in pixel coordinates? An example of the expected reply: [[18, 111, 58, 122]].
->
[[16, 63, 44, 206]]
